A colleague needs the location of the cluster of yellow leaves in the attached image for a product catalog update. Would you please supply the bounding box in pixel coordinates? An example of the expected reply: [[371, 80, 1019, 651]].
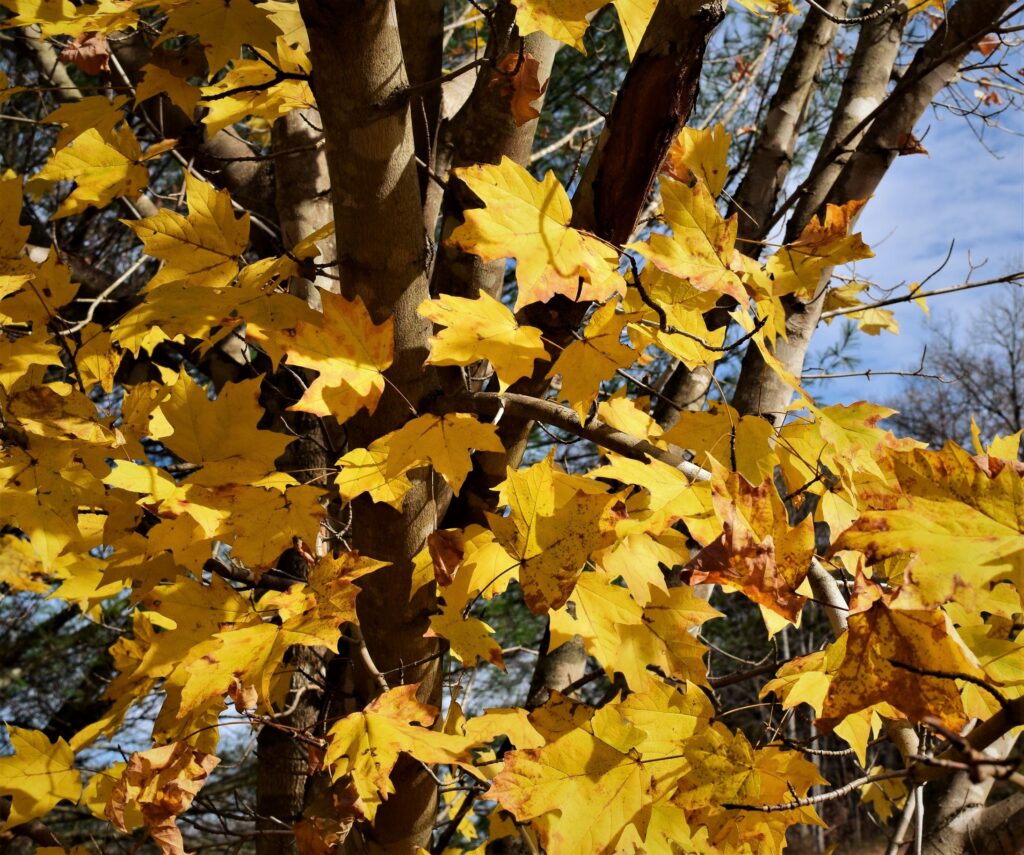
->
[[1, 4, 1021, 853]]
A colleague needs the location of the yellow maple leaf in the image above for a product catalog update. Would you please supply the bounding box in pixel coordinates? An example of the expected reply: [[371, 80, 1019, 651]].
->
[[662, 401, 776, 486], [0, 534, 50, 592], [336, 439, 415, 510], [136, 65, 200, 115], [663, 124, 732, 198], [201, 39, 314, 135], [831, 443, 1024, 609], [448, 156, 625, 310], [30, 127, 147, 218], [159, 0, 282, 72], [43, 94, 128, 150], [323, 685, 475, 821], [427, 603, 505, 669], [551, 571, 719, 691], [0, 726, 82, 829], [489, 686, 711, 853], [629, 175, 746, 303], [612, 0, 658, 57], [126, 173, 249, 289], [510, 0, 605, 51], [489, 455, 615, 612], [147, 372, 293, 487], [547, 298, 634, 419], [385, 413, 504, 495], [106, 742, 219, 855], [284, 290, 393, 421], [419, 292, 548, 389]]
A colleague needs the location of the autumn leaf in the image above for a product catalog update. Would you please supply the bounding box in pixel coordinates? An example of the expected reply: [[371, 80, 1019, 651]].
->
[[684, 469, 815, 621], [547, 298, 634, 419], [491, 50, 548, 125], [427, 603, 505, 669], [0, 727, 82, 829], [160, 0, 282, 72], [448, 156, 625, 309], [58, 30, 109, 73], [419, 292, 548, 389], [386, 413, 504, 495], [663, 124, 732, 197], [125, 173, 249, 289], [489, 455, 615, 612], [818, 595, 987, 733], [629, 175, 746, 303], [283, 290, 393, 421], [510, 0, 605, 52], [106, 742, 220, 855], [323, 685, 475, 821], [831, 443, 1024, 609]]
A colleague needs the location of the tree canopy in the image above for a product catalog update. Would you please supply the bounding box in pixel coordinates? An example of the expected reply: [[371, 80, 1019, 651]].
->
[[0, 1, 1022, 854]]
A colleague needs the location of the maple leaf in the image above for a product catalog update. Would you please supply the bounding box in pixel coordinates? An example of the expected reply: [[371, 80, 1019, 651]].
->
[[491, 50, 548, 126], [427, 603, 505, 669], [159, 0, 282, 72], [146, 372, 293, 487], [57, 30, 109, 74], [126, 174, 249, 288], [43, 94, 129, 150], [201, 39, 314, 135], [629, 175, 746, 303], [547, 298, 634, 419], [284, 290, 393, 421], [551, 571, 720, 690], [684, 469, 816, 621], [106, 742, 220, 855], [385, 413, 504, 495], [0, 727, 82, 829], [31, 127, 148, 218], [818, 595, 987, 733], [419, 292, 548, 389], [323, 685, 475, 821], [448, 157, 625, 310], [661, 402, 776, 486], [489, 455, 615, 612], [510, 0, 605, 51], [765, 198, 873, 300], [663, 124, 732, 197], [831, 443, 1024, 609]]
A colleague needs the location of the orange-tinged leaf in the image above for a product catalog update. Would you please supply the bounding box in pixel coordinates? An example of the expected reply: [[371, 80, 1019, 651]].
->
[[663, 124, 731, 197], [491, 50, 548, 126], [105, 742, 219, 855], [419, 292, 548, 389], [284, 290, 393, 421], [125, 174, 249, 288], [831, 443, 1024, 609], [765, 199, 873, 300], [684, 469, 815, 621], [818, 598, 986, 732], [0, 726, 82, 829], [448, 157, 625, 310], [489, 456, 615, 612]]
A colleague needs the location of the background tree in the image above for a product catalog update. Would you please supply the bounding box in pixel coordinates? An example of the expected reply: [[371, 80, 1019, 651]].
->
[[886, 286, 1024, 454], [0, 2, 1022, 855]]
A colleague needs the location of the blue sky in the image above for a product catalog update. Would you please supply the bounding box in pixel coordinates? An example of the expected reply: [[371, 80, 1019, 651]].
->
[[804, 100, 1024, 405]]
